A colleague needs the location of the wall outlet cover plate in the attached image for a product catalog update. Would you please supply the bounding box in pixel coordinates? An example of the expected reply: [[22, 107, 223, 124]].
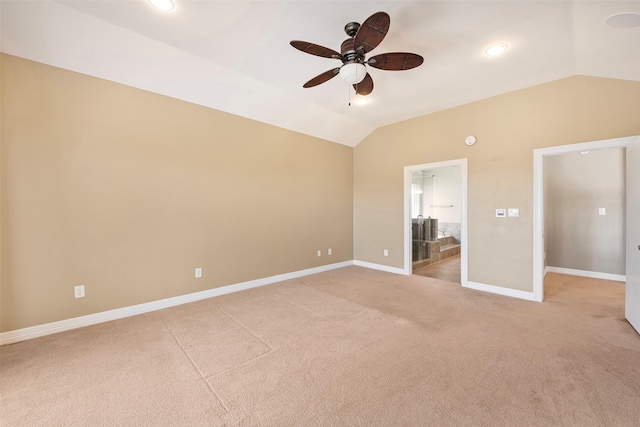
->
[[74, 285, 85, 298], [496, 209, 506, 217]]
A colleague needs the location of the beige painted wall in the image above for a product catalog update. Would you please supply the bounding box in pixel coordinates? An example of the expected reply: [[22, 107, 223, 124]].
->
[[1, 54, 353, 332], [545, 148, 625, 275], [354, 76, 640, 292]]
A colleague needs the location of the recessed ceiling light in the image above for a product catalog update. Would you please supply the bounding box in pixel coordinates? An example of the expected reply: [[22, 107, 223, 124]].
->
[[352, 96, 370, 106], [580, 151, 590, 155], [606, 12, 640, 29], [485, 43, 508, 57], [149, 0, 174, 11]]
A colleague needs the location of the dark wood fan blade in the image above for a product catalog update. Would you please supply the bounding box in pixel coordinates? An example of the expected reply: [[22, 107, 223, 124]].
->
[[290, 41, 341, 59], [354, 12, 390, 53], [367, 52, 424, 70], [353, 73, 374, 95], [303, 68, 341, 88]]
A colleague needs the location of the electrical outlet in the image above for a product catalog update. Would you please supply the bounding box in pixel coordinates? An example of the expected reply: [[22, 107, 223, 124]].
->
[[384, 249, 389, 257], [328, 248, 332, 255], [195, 267, 202, 278], [317, 250, 322, 257], [74, 285, 85, 299]]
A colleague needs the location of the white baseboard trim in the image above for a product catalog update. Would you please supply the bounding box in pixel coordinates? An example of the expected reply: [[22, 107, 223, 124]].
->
[[464, 281, 539, 302], [353, 260, 408, 276], [545, 266, 625, 282], [0, 260, 354, 346]]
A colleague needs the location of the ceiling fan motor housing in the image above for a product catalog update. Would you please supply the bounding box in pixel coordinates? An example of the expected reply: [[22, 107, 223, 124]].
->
[[341, 39, 365, 64]]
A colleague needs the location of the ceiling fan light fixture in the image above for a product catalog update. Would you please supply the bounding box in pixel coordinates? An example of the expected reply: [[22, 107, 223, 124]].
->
[[485, 43, 508, 57], [339, 63, 367, 84], [149, 0, 174, 11]]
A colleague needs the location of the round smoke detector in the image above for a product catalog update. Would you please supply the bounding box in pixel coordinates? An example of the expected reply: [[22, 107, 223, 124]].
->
[[465, 136, 477, 146], [606, 12, 640, 28]]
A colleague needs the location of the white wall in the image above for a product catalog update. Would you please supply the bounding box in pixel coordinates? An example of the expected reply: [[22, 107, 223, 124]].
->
[[419, 166, 462, 223]]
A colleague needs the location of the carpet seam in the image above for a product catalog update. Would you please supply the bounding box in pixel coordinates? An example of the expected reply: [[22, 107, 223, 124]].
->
[[218, 308, 275, 353], [201, 308, 276, 379], [275, 290, 365, 324], [160, 317, 230, 413]]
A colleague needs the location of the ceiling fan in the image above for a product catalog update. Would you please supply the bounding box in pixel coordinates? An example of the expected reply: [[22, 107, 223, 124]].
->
[[290, 11, 423, 96]]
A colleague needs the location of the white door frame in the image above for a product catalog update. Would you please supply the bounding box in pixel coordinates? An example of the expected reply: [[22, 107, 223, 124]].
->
[[533, 135, 639, 301], [403, 158, 468, 285]]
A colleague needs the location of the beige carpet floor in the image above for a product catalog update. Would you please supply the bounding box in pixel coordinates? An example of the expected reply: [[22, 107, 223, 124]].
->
[[1, 267, 639, 426]]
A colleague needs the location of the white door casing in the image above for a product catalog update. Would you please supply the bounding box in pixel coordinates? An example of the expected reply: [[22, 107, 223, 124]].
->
[[625, 137, 640, 334]]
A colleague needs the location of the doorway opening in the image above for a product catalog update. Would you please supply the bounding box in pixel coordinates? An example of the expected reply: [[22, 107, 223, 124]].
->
[[533, 135, 638, 302], [404, 159, 467, 285], [544, 147, 626, 282]]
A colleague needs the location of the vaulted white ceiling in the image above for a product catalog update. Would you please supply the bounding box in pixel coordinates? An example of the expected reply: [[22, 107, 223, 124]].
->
[[2, 1, 639, 146]]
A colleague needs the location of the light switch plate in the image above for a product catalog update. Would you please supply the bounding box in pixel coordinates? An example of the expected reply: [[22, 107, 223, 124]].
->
[[599, 208, 606, 216], [508, 208, 519, 217], [496, 209, 506, 218]]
